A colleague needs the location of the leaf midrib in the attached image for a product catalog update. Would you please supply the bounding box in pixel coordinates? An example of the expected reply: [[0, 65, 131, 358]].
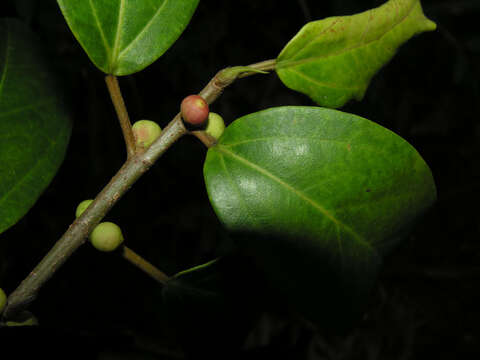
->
[[215, 145, 371, 250], [88, 0, 111, 56], [277, 0, 417, 69], [286, 68, 364, 91], [221, 136, 352, 148], [111, 0, 125, 66], [117, 0, 169, 60]]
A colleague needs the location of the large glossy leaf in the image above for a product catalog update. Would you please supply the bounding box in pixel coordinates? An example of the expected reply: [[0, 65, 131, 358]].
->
[[57, 0, 200, 75], [276, 0, 436, 108], [0, 19, 72, 235], [203, 106, 436, 329]]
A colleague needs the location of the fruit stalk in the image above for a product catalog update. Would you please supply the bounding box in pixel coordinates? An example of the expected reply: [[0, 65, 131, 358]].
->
[[122, 246, 169, 285]]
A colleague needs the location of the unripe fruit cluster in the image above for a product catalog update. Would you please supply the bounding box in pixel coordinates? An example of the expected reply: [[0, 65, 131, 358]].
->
[[75, 200, 124, 252], [181, 95, 209, 126]]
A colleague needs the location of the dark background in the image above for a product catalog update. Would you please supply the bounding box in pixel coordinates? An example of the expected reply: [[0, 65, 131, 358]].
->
[[1, 0, 479, 359]]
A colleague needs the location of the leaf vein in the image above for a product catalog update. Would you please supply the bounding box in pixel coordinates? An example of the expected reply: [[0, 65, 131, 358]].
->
[[287, 68, 363, 91], [111, 0, 126, 64], [222, 136, 351, 148], [219, 154, 259, 227], [117, 0, 169, 59], [278, 0, 417, 69], [217, 146, 370, 249], [0, 98, 57, 118], [88, 0, 112, 62], [0, 123, 64, 214]]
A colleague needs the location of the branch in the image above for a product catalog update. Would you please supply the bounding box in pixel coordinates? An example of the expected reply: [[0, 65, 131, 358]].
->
[[2, 59, 277, 321], [2, 116, 186, 319]]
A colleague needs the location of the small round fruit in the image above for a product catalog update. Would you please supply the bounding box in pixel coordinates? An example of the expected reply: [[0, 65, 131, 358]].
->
[[90, 222, 124, 252], [0, 288, 6, 313], [205, 112, 225, 140], [132, 120, 162, 148], [180, 95, 209, 126], [76, 199, 94, 218]]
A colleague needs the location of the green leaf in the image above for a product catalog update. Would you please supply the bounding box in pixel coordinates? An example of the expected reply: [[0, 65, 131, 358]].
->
[[0, 19, 72, 235], [203, 106, 436, 329], [276, 0, 436, 108], [162, 256, 263, 355], [57, 0, 200, 75]]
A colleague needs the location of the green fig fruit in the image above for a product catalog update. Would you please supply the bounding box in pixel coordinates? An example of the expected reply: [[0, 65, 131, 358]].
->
[[75, 199, 94, 218], [90, 222, 124, 252], [132, 120, 162, 148], [205, 112, 225, 140], [181, 95, 209, 126]]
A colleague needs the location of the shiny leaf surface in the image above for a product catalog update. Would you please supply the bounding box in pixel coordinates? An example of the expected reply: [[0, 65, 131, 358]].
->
[[57, 0, 200, 75], [0, 19, 72, 235], [203, 106, 436, 328]]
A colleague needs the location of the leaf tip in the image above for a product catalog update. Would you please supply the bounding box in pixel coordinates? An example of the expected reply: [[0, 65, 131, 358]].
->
[[423, 18, 437, 32]]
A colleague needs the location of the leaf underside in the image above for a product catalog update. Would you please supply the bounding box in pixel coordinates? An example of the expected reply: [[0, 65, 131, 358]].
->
[[203, 106, 436, 328], [57, 0, 200, 75], [276, 0, 437, 108], [0, 19, 72, 235]]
